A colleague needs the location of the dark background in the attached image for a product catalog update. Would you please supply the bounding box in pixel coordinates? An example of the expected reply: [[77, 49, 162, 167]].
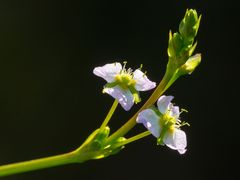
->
[[0, 0, 239, 180]]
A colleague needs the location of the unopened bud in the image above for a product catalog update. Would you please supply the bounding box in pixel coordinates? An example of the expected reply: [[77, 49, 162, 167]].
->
[[179, 54, 201, 75], [179, 9, 201, 45]]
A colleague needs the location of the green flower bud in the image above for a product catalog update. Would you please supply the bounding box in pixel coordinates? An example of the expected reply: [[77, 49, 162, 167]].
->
[[166, 9, 201, 76], [91, 126, 110, 150], [109, 137, 126, 155], [179, 9, 201, 45], [179, 54, 201, 75], [168, 31, 184, 58]]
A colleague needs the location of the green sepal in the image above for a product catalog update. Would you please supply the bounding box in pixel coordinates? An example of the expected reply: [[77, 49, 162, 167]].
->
[[179, 9, 201, 45], [92, 137, 126, 159], [91, 126, 110, 150], [178, 54, 201, 75], [157, 126, 168, 145], [109, 137, 126, 155], [77, 126, 127, 160], [129, 86, 141, 103], [149, 105, 163, 117], [104, 81, 119, 89], [168, 32, 184, 58], [188, 41, 197, 56], [133, 92, 141, 104]]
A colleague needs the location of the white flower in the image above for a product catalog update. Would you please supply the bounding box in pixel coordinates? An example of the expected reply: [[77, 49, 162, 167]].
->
[[136, 95, 187, 154], [93, 62, 156, 111]]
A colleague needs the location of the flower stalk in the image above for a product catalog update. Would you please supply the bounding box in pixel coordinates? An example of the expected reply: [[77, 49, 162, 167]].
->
[[112, 131, 151, 148], [99, 99, 118, 131], [0, 8, 202, 177], [0, 150, 84, 177]]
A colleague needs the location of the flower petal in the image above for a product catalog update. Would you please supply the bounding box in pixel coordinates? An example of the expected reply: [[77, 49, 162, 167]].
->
[[93, 62, 122, 82], [157, 95, 174, 114], [103, 86, 134, 111], [163, 129, 187, 154], [169, 105, 180, 118], [133, 69, 156, 91], [136, 109, 161, 138]]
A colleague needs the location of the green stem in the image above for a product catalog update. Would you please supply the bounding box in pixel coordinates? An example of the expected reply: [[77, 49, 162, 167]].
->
[[0, 151, 77, 177], [0, 100, 119, 177], [99, 99, 118, 131], [113, 131, 151, 148], [106, 72, 172, 143], [0, 147, 94, 177]]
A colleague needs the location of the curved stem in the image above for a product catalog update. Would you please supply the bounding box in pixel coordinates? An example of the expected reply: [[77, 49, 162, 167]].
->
[[106, 72, 172, 143], [99, 99, 118, 131]]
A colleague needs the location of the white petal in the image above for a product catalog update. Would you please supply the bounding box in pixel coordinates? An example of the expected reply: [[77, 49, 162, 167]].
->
[[169, 105, 180, 118], [157, 95, 174, 114], [136, 109, 161, 138], [163, 129, 187, 154], [93, 62, 122, 82], [104, 86, 134, 111], [133, 69, 156, 91]]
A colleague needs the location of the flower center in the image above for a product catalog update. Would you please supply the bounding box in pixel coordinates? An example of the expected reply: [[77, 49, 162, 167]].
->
[[160, 113, 176, 134], [157, 113, 177, 145], [103, 64, 141, 104], [114, 72, 136, 90]]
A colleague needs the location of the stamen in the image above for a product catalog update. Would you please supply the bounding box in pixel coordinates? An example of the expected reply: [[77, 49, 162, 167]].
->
[[144, 71, 147, 77], [120, 61, 128, 74], [181, 121, 190, 127], [181, 108, 188, 113], [127, 68, 133, 74], [123, 61, 127, 70]]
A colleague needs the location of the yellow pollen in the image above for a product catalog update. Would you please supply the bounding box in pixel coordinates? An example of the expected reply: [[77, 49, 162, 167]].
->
[[168, 125, 175, 134], [114, 73, 136, 89], [160, 113, 177, 134]]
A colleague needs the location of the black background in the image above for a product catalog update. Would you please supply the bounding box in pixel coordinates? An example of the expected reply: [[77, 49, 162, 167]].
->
[[0, 0, 239, 180]]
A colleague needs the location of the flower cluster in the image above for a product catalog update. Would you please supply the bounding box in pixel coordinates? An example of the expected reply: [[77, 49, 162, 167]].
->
[[91, 8, 201, 156], [0, 8, 202, 177], [94, 62, 189, 154]]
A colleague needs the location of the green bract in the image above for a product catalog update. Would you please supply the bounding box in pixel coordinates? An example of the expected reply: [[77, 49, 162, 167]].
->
[[167, 9, 201, 73], [179, 9, 201, 45], [163, 9, 202, 92], [179, 54, 201, 75]]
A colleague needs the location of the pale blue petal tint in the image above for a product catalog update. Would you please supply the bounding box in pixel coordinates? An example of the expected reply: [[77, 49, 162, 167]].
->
[[163, 129, 187, 154], [93, 62, 122, 82], [157, 95, 174, 114], [169, 105, 180, 118], [136, 109, 161, 138], [133, 69, 156, 91], [103, 86, 134, 111]]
